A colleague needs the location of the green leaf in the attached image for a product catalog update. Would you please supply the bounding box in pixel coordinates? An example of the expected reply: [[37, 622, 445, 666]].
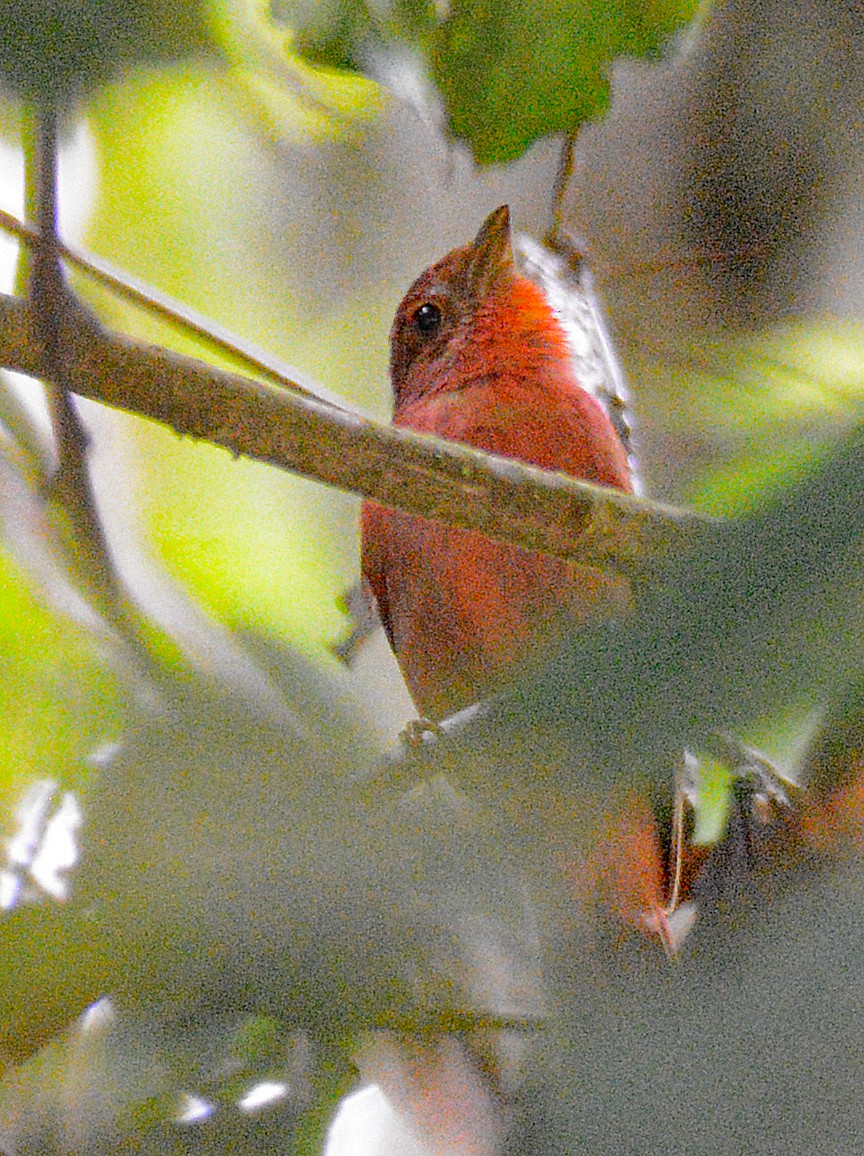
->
[[285, 0, 438, 73], [282, 0, 701, 163], [432, 0, 701, 163], [287, 0, 376, 72], [690, 753, 732, 845]]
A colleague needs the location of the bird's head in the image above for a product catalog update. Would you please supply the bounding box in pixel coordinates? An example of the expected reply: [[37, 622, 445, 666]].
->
[[389, 206, 569, 413]]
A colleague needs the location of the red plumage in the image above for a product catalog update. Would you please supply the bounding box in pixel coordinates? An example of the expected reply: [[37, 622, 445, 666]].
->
[[361, 206, 632, 720]]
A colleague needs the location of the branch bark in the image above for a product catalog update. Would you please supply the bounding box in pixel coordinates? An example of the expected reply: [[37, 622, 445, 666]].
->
[[0, 289, 709, 578]]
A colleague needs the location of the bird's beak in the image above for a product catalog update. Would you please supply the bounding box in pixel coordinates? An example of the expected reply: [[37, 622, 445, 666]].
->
[[466, 204, 514, 298]]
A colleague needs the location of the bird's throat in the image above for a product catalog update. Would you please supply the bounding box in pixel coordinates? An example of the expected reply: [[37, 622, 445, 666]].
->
[[395, 275, 577, 417]]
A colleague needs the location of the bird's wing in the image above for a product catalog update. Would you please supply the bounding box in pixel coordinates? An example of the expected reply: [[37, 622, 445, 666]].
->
[[359, 500, 395, 648]]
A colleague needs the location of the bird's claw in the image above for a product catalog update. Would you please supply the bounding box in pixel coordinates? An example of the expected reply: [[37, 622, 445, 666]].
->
[[400, 717, 445, 750]]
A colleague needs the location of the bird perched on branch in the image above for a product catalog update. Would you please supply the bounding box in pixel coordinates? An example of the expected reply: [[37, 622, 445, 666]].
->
[[361, 205, 633, 721], [361, 208, 838, 954]]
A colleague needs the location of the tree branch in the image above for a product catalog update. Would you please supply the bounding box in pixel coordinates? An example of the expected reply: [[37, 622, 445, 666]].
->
[[0, 289, 708, 578]]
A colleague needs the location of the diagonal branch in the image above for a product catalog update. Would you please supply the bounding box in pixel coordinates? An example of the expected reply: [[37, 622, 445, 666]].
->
[[0, 289, 709, 578]]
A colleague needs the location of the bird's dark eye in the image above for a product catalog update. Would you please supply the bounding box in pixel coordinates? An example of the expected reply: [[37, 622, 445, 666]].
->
[[413, 302, 442, 337]]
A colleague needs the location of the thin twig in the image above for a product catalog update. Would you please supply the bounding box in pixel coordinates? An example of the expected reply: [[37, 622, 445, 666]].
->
[[25, 105, 128, 627], [29, 106, 84, 468], [595, 237, 776, 286], [0, 205, 352, 413], [546, 134, 576, 250]]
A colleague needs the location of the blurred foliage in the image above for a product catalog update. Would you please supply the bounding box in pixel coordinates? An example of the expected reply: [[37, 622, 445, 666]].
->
[[0, 0, 209, 105], [0, 1006, 345, 1155], [1, 0, 864, 1151], [0, 0, 401, 1122], [285, 0, 701, 162], [81, 61, 381, 656], [212, 0, 386, 143], [670, 319, 864, 513], [0, 548, 126, 810], [283, 0, 437, 73], [507, 852, 864, 1156]]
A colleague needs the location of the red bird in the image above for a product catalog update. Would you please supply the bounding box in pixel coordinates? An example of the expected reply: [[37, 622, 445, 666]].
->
[[361, 206, 633, 721]]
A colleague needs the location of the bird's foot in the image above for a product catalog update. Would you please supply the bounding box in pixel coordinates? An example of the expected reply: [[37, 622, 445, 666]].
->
[[400, 717, 445, 750]]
